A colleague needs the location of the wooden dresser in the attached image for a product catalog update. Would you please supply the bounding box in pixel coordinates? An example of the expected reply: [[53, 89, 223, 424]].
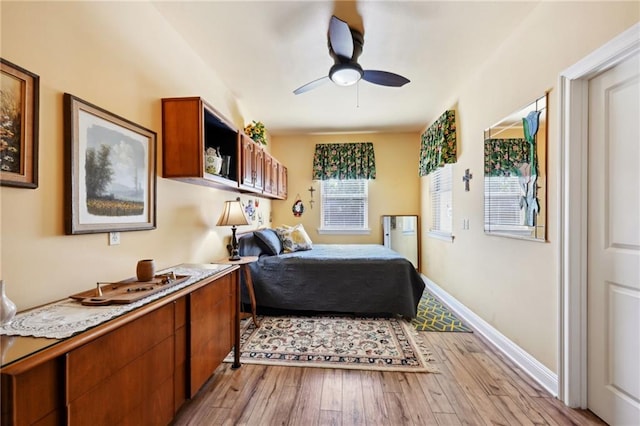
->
[[0, 264, 240, 425]]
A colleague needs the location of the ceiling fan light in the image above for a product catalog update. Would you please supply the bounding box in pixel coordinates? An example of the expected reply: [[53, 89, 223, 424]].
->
[[329, 64, 363, 86]]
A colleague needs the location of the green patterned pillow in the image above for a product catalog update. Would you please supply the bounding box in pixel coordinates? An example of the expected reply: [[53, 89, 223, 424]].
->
[[275, 224, 313, 253]]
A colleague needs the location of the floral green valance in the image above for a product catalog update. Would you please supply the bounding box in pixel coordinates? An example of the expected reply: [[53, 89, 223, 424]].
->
[[484, 138, 531, 177], [312, 142, 376, 180], [419, 110, 457, 176]]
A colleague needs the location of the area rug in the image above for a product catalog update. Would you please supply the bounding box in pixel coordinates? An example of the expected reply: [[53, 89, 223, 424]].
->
[[412, 290, 473, 332], [224, 315, 438, 373]]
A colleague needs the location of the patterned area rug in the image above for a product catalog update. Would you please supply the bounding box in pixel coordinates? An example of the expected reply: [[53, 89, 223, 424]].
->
[[225, 315, 438, 373], [412, 290, 473, 332]]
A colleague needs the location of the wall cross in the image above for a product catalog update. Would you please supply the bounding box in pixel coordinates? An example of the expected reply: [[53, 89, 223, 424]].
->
[[462, 169, 473, 191], [308, 186, 316, 209]]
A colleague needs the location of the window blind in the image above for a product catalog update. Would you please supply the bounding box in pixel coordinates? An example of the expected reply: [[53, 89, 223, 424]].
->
[[430, 164, 453, 234], [321, 179, 368, 230], [484, 176, 524, 227]]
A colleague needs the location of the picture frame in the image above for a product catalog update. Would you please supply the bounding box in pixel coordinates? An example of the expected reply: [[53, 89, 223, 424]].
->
[[1, 58, 39, 188], [64, 93, 157, 234]]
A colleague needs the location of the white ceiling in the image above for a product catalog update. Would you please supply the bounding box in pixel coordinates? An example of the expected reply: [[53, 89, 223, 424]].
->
[[153, 1, 539, 135]]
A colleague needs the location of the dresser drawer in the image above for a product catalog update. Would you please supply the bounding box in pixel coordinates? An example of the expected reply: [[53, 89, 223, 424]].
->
[[68, 337, 174, 425], [67, 303, 174, 402]]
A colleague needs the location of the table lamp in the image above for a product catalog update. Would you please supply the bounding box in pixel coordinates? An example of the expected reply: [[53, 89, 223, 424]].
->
[[217, 197, 250, 260]]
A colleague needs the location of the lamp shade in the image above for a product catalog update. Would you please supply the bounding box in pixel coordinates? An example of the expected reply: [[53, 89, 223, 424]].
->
[[217, 199, 250, 227]]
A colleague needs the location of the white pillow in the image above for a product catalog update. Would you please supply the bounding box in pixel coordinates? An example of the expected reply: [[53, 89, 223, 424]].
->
[[275, 224, 313, 253]]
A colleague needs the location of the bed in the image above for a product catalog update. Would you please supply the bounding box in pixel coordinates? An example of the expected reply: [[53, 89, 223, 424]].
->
[[237, 229, 425, 318]]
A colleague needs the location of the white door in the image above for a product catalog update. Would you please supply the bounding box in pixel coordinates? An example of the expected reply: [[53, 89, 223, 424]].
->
[[587, 51, 640, 425]]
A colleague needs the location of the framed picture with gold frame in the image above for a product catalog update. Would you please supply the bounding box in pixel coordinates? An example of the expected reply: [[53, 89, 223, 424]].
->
[[64, 93, 157, 234], [0, 58, 39, 188]]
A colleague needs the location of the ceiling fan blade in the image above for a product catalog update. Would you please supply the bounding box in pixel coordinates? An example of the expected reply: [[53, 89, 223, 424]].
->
[[329, 16, 353, 60], [362, 70, 410, 87], [293, 76, 329, 95]]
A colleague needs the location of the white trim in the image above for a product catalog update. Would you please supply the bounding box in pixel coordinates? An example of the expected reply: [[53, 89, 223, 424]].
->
[[317, 228, 371, 235], [427, 230, 454, 242], [484, 231, 547, 243], [422, 275, 558, 396], [558, 22, 640, 408]]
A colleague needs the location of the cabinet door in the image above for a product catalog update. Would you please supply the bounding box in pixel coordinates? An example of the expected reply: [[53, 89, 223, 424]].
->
[[189, 273, 234, 397], [162, 98, 204, 178], [263, 153, 273, 194], [271, 158, 280, 197], [241, 134, 255, 187], [1, 358, 65, 425], [254, 145, 264, 191], [278, 165, 288, 199], [240, 134, 265, 191]]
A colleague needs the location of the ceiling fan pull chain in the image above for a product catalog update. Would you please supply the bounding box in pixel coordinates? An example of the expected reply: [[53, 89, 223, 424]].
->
[[356, 81, 360, 108]]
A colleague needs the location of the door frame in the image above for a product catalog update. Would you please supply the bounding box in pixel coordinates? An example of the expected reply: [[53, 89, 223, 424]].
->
[[558, 22, 640, 408]]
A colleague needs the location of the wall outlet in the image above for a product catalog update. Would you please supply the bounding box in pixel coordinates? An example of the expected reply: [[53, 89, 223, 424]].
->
[[109, 232, 121, 245]]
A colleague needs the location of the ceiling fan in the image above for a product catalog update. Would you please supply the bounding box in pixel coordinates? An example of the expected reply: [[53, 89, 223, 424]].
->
[[293, 15, 410, 95]]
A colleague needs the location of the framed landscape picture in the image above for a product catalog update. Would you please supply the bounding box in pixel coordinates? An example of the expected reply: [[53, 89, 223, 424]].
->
[[0, 58, 39, 188], [64, 93, 157, 234]]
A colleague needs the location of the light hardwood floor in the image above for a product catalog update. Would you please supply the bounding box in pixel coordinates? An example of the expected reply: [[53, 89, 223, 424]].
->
[[172, 329, 605, 425]]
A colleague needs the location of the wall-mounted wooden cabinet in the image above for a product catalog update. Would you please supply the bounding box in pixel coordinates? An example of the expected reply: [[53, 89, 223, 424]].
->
[[161, 97, 287, 200], [264, 153, 287, 199], [263, 153, 286, 199]]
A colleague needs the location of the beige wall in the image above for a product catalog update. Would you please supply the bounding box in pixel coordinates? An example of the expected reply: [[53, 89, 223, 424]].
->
[[421, 2, 639, 372], [0, 2, 269, 310], [270, 133, 420, 245]]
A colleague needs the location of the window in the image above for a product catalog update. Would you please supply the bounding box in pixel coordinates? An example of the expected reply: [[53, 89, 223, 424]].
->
[[319, 179, 369, 234], [429, 164, 453, 240]]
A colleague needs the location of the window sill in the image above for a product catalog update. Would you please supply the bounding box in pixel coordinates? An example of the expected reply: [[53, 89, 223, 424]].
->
[[317, 228, 371, 235], [428, 231, 454, 243]]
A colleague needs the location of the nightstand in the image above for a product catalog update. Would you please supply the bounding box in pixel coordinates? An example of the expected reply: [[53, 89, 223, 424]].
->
[[214, 256, 260, 327]]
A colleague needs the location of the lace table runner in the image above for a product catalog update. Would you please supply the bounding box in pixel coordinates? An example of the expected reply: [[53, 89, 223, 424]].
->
[[0, 264, 232, 339]]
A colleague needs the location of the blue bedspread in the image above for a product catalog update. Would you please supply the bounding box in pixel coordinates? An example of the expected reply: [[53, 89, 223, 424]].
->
[[238, 235, 425, 317]]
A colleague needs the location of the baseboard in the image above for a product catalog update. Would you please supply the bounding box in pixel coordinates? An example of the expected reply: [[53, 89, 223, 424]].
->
[[421, 275, 558, 397]]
